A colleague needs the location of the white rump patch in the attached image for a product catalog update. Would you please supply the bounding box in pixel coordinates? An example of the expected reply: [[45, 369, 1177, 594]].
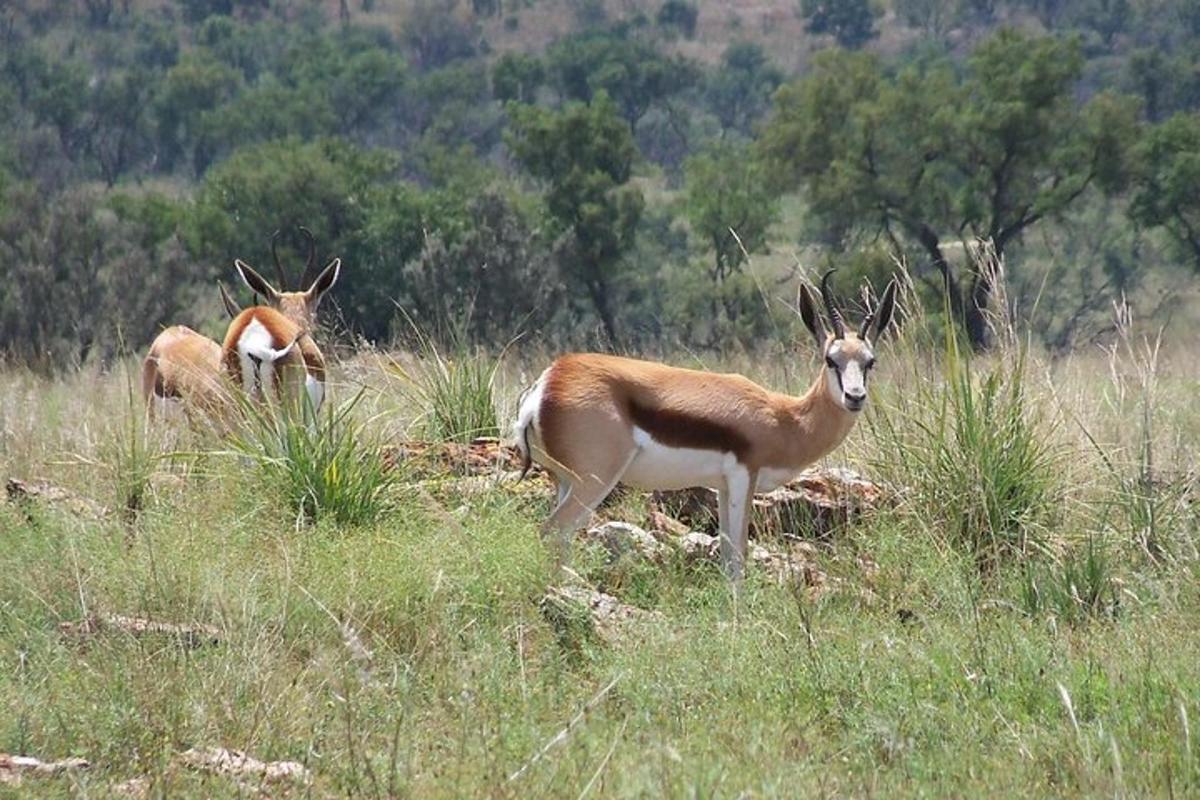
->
[[237, 318, 296, 398]]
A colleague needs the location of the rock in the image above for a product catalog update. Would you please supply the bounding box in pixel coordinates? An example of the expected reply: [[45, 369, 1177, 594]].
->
[[179, 747, 311, 786], [578, 521, 669, 563], [651, 467, 886, 539], [6, 478, 108, 522], [0, 753, 89, 786], [59, 614, 220, 648], [383, 438, 537, 477], [677, 531, 832, 595], [540, 585, 660, 643]]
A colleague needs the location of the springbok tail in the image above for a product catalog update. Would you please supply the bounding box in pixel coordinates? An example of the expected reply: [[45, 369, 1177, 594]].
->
[[518, 421, 533, 481]]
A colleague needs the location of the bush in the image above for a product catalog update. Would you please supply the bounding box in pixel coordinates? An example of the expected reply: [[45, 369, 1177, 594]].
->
[[657, 1, 698, 38], [232, 392, 398, 527]]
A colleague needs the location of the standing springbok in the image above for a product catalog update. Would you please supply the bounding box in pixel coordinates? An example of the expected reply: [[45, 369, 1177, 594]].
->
[[515, 271, 898, 583], [141, 283, 243, 421], [222, 227, 341, 413]]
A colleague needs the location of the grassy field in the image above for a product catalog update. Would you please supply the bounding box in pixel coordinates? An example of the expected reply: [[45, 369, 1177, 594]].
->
[[1, 296, 1198, 797]]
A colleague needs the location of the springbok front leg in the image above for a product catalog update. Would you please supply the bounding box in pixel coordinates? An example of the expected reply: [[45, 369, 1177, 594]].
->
[[718, 466, 757, 586]]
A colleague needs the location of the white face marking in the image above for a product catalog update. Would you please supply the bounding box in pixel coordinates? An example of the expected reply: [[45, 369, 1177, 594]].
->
[[824, 338, 876, 413], [621, 426, 734, 491]]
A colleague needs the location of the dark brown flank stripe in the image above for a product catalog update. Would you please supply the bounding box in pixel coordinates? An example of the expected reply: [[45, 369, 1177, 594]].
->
[[537, 362, 753, 461], [625, 400, 751, 460]]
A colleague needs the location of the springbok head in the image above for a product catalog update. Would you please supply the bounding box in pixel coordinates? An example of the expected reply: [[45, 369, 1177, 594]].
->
[[798, 270, 898, 414], [233, 227, 341, 333]]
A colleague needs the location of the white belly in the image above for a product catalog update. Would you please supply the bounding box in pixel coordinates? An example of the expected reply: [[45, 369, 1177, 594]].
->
[[620, 427, 734, 491], [756, 466, 800, 492]]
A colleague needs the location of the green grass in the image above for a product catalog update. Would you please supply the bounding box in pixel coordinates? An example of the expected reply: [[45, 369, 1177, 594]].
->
[[0, 323, 1197, 796]]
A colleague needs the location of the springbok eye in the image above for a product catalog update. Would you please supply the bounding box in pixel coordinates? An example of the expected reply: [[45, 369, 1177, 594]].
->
[[865, 358, 876, 371], [825, 356, 838, 370]]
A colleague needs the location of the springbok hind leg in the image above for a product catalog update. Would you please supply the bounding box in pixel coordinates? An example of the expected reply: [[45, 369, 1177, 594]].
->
[[541, 448, 640, 570]]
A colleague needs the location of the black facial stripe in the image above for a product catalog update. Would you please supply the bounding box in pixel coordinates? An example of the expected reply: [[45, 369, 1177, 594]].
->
[[826, 357, 844, 392]]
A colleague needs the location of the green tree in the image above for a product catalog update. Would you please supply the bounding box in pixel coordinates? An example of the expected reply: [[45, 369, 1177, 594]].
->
[[798, 0, 879, 49], [703, 42, 783, 137], [684, 141, 778, 287], [682, 141, 780, 345], [546, 31, 697, 132], [1131, 111, 1200, 269], [759, 32, 1139, 348], [506, 93, 643, 343]]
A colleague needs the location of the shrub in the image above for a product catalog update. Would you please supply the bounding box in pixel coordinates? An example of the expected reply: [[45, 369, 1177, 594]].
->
[[232, 392, 398, 527]]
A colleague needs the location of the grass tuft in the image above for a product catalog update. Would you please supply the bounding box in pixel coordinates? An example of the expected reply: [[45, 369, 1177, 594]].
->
[[231, 390, 398, 527]]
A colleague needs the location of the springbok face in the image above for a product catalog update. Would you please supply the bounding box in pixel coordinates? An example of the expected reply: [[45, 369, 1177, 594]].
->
[[798, 270, 898, 414], [233, 226, 341, 332]]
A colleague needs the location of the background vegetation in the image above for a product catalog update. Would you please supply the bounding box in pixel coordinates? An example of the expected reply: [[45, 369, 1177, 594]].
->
[[1, 0, 1199, 363]]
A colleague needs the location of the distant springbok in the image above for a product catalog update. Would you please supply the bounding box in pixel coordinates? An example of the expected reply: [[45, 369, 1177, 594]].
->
[[141, 283, 243, 421], [515, 271, 898, 583], [222, 227, 341, 413]]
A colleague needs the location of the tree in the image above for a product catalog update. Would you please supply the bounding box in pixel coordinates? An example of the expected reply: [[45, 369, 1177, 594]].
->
[[684, 141, 778, 287], [546, 31, 697, 132], [506, 93, 643, 343], [402, 0, 479, 70], [758, 31, 1140, 348], [703, 42, 783, 137], [682, 141, 780, 344], [1131, 111, 1200, 270], [798, 0, 879, 50], [401, 187, 560, 341], [656, 1, 698, 39]]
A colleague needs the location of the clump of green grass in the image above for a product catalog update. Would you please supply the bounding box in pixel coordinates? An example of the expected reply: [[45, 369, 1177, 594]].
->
[[870, 259, 1063, 569], [388, 318, 501, 444], [1020, 534, 1120, 624], [231, 391, 398, 527]]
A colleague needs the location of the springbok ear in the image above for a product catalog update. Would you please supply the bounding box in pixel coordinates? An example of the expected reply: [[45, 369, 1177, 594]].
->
[[235, 260, 280, 302], [305, 258, 341, 308], [798, 284, 826, 347], [217, 281, 240, 320], [872, 278, 898, 341]]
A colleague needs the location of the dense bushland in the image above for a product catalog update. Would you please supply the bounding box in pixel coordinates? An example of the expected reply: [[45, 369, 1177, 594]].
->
[[1, 0, 1199, 364]]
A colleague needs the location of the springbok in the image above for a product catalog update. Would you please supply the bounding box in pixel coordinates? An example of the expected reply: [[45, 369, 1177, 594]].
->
[[514, 271, 898, 583], [141, 283, 243, 421], [222, 227, 341, 413]]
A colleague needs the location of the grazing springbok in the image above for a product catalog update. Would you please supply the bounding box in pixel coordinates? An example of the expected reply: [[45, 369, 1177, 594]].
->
[[141, 283, 243, 421], [222, 227, 341, 413], [515, 271, 898, 583]]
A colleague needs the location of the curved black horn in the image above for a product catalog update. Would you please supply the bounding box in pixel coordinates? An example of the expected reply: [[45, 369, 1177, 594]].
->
[[858, 312, 875, 339], [820, 269, 846, 339], [270, 229, 289, 290], [298, 225, 317, 288]]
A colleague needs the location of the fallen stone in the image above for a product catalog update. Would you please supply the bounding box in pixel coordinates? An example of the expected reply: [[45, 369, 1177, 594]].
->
[[578, 521, 670, 563], [59, 614, 220, 648], [0, 753, 89, 786], [677, 531, 833, 596], [179, 747, 311, 786], [541, 585, 660, 643], [6, 477, 108, 522], [652, 467, 886, 539], [383, 437, 538, 477]]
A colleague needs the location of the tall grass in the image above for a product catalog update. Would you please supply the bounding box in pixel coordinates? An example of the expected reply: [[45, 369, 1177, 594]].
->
[[870, 253, 1063, 569], [231, 391, 398, 527], [387, 317, 502, 444]]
